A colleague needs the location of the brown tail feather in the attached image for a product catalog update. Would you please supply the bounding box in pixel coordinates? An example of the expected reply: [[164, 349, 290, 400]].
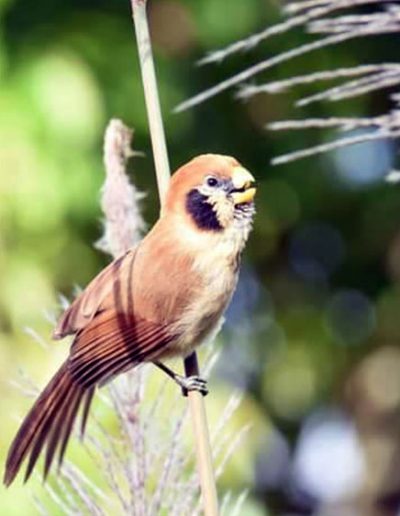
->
[[43, 387, 81, 480], [80, 387, 95, 436], [56, 388, 85, 471], [4, 361, 93, 486]]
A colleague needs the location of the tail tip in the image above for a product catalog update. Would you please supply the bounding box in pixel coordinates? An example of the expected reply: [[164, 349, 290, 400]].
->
[[3, 469, 14, 488]]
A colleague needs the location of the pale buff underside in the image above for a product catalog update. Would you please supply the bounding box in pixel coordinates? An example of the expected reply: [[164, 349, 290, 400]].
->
[[167, 215, 250, 356]]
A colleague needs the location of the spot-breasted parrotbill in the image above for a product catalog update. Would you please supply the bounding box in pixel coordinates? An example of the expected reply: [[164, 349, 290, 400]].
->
[[4, 154, 256, 486]]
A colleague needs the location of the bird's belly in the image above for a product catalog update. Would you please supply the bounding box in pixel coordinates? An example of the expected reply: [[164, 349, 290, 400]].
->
[[164, 312, 225, 359], [163, 270, 237, 358], [181, 311, 225, 355]]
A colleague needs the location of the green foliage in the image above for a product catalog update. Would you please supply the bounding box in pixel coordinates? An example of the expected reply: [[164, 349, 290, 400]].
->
[[1, 0, 399, 514]]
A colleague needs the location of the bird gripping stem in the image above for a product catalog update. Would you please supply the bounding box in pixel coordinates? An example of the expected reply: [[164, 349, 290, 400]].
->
[[130, 2, 219, 515]]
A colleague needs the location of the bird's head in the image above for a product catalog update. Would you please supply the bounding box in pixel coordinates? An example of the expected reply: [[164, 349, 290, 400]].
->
[[164, 154, 256, 233]]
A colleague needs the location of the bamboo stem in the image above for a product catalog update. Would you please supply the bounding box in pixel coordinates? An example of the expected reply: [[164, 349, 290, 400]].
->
[[130, 1, 219, 514]]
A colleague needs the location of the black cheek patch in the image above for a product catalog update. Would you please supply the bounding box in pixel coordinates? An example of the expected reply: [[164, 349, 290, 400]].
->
[[186, 190, 223, 232]]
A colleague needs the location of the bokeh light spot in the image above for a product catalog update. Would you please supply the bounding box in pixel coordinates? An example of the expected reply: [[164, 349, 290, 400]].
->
[[263, 346, 318, 421], [149, 1, 197, 56], [325, 289, 375, 345], [293, 409, 365, 503], [28, 52, 104, 146], [332, 130, 394, 189]]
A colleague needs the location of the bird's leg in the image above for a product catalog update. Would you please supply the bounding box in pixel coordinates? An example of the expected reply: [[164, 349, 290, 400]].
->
[[153, 361, 208, 396]]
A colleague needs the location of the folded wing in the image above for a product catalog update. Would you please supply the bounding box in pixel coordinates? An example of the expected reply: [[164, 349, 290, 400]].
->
[[53, 248, 138, 339]]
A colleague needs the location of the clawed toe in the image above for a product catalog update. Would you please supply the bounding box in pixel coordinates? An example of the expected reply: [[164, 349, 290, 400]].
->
[[153, 362, 209, 397], [176, 375, 208, 397]]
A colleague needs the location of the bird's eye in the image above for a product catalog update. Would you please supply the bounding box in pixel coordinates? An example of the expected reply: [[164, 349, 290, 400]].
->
[[206, 176, 219, 188]]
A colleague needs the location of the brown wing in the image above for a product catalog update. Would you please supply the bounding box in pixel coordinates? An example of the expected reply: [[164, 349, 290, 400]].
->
[[54, 220, 200, 388], [53, 242, 178, 385], [69, 310, 177, 388], [53, 248, 137, 339]]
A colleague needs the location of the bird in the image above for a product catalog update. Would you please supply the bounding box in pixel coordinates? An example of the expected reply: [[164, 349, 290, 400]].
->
[[4, 153, 256, 486]]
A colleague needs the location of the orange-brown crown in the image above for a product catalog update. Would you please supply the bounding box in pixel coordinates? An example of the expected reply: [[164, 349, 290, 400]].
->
[[164, 154, 241, 213]]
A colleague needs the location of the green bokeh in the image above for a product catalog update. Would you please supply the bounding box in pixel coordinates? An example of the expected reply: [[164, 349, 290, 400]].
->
[[1, 0, 399, 514]]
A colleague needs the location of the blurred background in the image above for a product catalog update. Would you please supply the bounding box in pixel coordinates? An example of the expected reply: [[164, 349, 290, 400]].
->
[[1, 0, 400, 514]]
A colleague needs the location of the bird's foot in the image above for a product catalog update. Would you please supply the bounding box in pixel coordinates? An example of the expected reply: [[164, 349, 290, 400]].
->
[[174, 374, 208, 397], [153, 361, 208, 397]]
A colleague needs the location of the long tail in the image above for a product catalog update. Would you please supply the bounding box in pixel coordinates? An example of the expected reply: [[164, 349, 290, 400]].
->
[[4, 361, 95, 486]]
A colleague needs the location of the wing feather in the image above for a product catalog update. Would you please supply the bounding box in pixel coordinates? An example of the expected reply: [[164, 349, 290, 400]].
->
[[53, 249, 137, 339], [69, 310, 176, 388]]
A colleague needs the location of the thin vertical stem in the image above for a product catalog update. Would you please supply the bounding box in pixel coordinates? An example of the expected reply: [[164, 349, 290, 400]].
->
[[132, 0, 170, 201], [130, 1, 219, 514], [185, 355, 219, 515]]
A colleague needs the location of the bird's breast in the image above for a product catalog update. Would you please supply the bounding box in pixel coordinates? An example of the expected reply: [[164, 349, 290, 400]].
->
[[135, 217, 246, 359], [169, 245, 240, 356]]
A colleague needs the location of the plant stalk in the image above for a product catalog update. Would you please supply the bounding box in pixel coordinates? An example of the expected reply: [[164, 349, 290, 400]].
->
[[130, 1, 219, 514]]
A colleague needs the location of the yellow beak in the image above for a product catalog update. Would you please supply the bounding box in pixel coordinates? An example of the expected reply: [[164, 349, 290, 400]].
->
[[231, 167, 257, 205]]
